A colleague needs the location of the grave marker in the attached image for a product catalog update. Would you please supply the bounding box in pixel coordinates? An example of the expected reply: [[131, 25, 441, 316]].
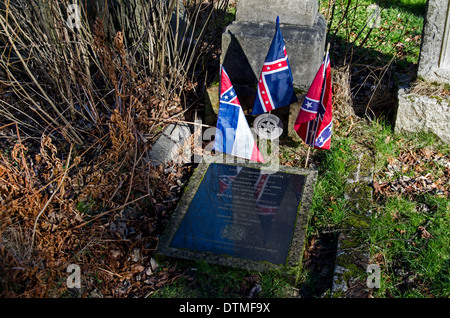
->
[[221, 0, 326, 91], [157, 159, 317, 271], [395, 0, 450, 144]]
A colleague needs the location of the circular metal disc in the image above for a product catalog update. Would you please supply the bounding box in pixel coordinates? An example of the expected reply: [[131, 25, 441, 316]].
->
[[253, 113, 283, 140]]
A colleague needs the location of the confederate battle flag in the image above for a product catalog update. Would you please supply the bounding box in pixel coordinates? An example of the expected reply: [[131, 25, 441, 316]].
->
[[251, 17, 297, 115], [294, 51, 333, 150]]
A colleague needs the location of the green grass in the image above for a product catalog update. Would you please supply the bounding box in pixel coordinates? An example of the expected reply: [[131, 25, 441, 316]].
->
[[367, 120, 450, 297], [309, 135, 355, 230], [370, 195, 449, 297], [150, 259, 295, 298], [321, 0, 426, 64]]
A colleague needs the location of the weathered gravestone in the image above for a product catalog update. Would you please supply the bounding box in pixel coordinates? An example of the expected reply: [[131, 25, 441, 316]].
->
[[395, 0, 450, 144], [221, 0, 326, 90], [417, 0, 450, 83], [157, 157, 317, 271]]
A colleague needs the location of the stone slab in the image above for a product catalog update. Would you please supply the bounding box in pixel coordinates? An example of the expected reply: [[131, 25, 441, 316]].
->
[[236, 0, 318, 27], [157, 159, 317, 271], [221, 15, 327, 90], [395, 89, 450, 144]]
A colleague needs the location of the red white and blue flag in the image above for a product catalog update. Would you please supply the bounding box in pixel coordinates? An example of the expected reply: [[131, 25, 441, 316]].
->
[[251, 17, 297, 115], [213, 66, 265, 162], [294, 51, 333, 150]]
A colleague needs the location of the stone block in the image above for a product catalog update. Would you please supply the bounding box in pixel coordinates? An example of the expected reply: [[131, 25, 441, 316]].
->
[[236, 0, 318, 27], [221, 14, 326, 90], [148, 123, 192, 165], [395, 89, 450, 144]]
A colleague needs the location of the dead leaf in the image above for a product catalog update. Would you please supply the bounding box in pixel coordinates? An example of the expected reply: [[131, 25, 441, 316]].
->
[[114, 31, 124, 53], [417, 226, 432, 239], [387, 156, 397, 165], [373, 180, 382, 193], [110, 250, 121, 259], [419, 148, 433, 159], [131, 264, 145, 274], [244, 275, 259, 285], [414, 165, 424, 173]]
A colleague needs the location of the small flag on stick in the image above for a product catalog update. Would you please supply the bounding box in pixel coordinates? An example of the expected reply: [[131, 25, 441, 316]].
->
[[251, 17, 297, 116], [294, 46, 333, 152], [213, 66, 265, 162]]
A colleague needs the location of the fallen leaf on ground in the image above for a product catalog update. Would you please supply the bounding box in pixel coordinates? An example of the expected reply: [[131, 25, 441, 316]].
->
[[417, 226, 432, 239]]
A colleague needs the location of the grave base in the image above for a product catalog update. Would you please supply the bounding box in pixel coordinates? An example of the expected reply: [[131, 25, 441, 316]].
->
[[395, 88, 450, 144]]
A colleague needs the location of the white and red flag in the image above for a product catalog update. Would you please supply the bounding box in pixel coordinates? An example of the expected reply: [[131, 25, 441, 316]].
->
[[213, 65, 265, 162]]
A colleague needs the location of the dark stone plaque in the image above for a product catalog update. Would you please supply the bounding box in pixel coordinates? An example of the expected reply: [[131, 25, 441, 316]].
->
[[157, 160, 317, 271]]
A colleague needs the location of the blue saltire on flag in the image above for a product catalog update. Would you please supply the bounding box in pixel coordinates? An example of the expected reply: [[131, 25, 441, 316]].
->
[[294, 51, 333, 150], [251, 16, 297, 116], [213, 65, 265, 162]]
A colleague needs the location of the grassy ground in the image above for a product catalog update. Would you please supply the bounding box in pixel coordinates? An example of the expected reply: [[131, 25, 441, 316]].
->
[[321, 0, 426, 64], [369, 121, 449, 297]]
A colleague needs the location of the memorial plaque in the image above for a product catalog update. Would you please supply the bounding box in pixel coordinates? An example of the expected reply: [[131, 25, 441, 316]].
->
[[157, 160, 317, 271]]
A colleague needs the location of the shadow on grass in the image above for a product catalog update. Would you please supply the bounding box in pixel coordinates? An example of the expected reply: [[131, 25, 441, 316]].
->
[[327, 32, 419, 123], [379, 0, 427, 17]]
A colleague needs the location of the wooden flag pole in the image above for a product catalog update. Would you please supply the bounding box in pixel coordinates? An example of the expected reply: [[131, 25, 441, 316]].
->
[[304, 43, 330, 169], [305, 146, 311, 168]]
